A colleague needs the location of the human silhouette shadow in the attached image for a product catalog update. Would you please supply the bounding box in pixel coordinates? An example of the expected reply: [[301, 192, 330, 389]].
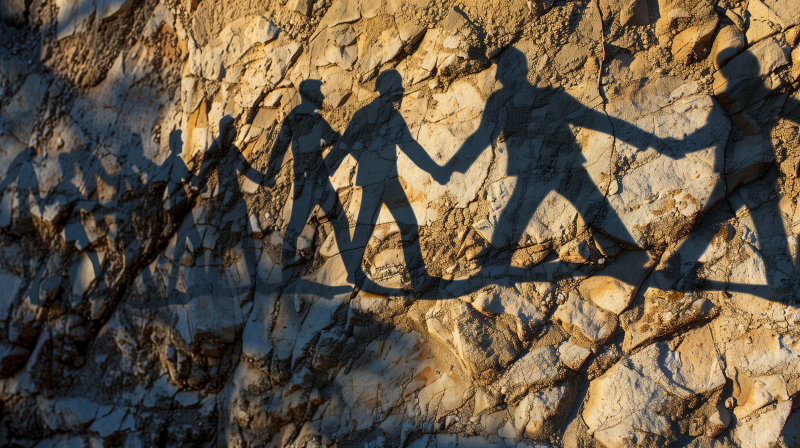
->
[[326, 70, 449, 293], [439, 47, 695, 292], [160, 123, 231, 301], [154, 128, 210, 213], [3, 141, 117, 232], [0, 147, 38, 229], [656, 48, 800, 302], [265, 79, 340, 268]]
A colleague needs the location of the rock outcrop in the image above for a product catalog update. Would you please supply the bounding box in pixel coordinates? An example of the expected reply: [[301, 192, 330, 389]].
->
[[1, 0, 800, 447]]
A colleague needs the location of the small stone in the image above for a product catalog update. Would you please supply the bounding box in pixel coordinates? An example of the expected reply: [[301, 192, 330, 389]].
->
[[711, 25, 745, 69], [286, 0, 313, 16], [553, 292, 617, 344]]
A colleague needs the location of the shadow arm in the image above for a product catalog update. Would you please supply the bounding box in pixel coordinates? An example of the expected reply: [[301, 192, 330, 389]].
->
[[581, 104, 706, 158], [326, 119, 357, 177], [319, 119, 342, 169], [443, 106, 497, 175], [264, 122, 293, 181], [398, 128, 449, 184], [780, 96, 800, 124]]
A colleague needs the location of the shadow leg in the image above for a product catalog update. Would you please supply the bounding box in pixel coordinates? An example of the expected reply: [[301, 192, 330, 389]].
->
[[282, 175, 313, 266], [329, 182, 384, 286], [383, 177, 437, 293], [560, 168, 635, 245]]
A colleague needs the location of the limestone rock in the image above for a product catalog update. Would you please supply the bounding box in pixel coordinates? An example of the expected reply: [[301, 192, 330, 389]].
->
[[498, 345, 566, 402], [734, 400, 792, 448], [711, 25, 745, 69], [578, 250, 651, 315], [553, 292, 617, 344], [426, 301, 521, 384], [712, 36, 792, 115], [671, 17, 719, 64], [583, 345, 671, 448], [469, 283, 551, 339], [287, 0, 314, 16], [3, 0, 800, 445], [622, 288, 716, 352], [513, 384, 571, 440]]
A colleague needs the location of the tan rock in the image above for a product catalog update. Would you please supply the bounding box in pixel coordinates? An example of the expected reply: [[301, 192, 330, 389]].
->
[[287, 0, 313, 16], [583, 345, 671, 448], [470, 284, 549, 339], [711, 25, 745, 69], [726, 327, 800, 377], [498, 345, 566, 402], [358, 27, 402, 79], [578, 250, 651, 315], [425, 301, 521, 383], [671, 18, 719, 64], [713, 36, 792, 114], [521, 384, 570, 440], [557, 239, 591, 264], [553, 292, 617, 344], [622, 288, 715, 352], [658, 327, 725, 397], [735, 400, 792, 448], [734, 374, 789, 420], [558, 339, 592, 371]]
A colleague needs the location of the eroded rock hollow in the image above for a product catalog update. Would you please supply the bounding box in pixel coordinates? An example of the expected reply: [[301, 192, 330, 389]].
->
[[1, 0, 800, 446]]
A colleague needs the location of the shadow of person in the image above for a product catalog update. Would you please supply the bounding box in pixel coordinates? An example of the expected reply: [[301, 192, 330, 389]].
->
[[440, 47, 689, 291], [158, 125, 223, 301], [657, 48, 800, 302], [116, 134, 150, 201], [327, 70, 449, 293], [265, 79, 340, 268], [154, 129, 196, 213], [52, 144, 116, 214], [0, 147, 38, 229], [164, 116, 262, 302]]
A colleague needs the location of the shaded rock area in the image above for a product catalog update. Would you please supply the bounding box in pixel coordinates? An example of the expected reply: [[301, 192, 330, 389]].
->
[[1, 0, 800, 447]]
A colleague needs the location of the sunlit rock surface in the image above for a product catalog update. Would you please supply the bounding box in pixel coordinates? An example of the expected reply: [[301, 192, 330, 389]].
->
[[1, 0, 800, 446]]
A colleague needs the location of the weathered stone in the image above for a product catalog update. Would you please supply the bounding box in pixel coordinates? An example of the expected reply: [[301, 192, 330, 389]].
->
[[426, 301, 521, 383], [469, 283, 550, 339], [578, 250, 651, 315], [733, 374, 789, 420], [583, 345, 671, 448], [711, 25, 745, 69], [558, 339, 592, 371], [659, 327, 726, 397], [498, 345, 566, 402], [553, 292, 617, 344], [3, 0, 800, 444], [515, 384, 570, 440], [671, 17, 719, 64], [712, 36, 792, 114], [725, 327, 800, 377], [734, 400, 792, 448], [358, 26, 402, 79], [622, 288, 716, 352], [287, 0, 314, 16]]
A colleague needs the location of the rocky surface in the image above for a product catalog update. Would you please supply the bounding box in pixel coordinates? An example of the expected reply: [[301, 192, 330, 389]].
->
[[0, 0, 799, 446]]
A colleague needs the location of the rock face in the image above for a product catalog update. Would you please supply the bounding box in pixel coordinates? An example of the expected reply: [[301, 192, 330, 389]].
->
[[0, 0, 800, 447]]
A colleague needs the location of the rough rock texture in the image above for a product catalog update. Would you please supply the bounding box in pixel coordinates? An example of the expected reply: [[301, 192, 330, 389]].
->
[[0, 0, 800, 447]]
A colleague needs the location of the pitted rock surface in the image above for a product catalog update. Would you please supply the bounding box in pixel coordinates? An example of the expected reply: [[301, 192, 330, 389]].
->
[[1, 0, 800, 447]]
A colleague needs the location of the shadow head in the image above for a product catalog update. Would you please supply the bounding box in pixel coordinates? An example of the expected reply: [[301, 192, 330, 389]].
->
[[169, 129, 183, 155], [299, 79, 325, 106], [716, 47, 760, 81], [495, 47, 529, 87], [374, 70, 404, 97]]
